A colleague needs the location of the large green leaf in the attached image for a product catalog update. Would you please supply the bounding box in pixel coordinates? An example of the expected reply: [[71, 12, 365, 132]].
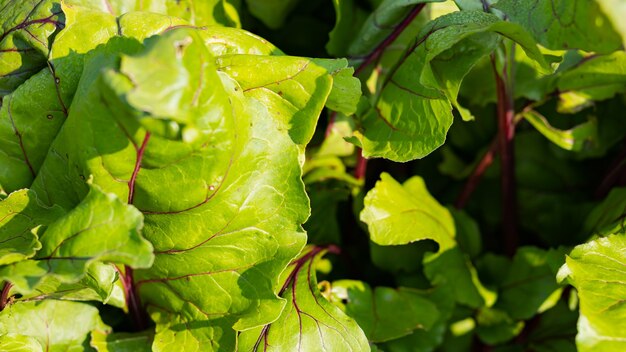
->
[[494, 0, 623, 54], [558, 234, 626, 351], [361, 173, 455, 249], [26, 24, 355, 350], [0, 185, 153, 294], [237, 246, 370, 351], [0, 300, 108, 352], [353, 10, 550, 161], [330, 280, 439, 343]]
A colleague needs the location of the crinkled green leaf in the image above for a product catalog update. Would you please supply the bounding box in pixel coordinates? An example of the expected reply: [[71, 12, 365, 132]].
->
[[0, 185, 152, 294], [522, 110, 598, 152], [329, 280, 439, 342], [0, 189, 64, 265], [245, 0, 301, 29], [15, 262, 124, 307], [354, 11, 550, 161], [494, 0, 623, 54], [0, 0, 63, 95], [237, 247, 370, 351], [120, 29, 230, 142], [91, 330, 154, 352], [312, 59, 361, 115], [361, 172, 455, 249], [494, 247, 564, 320], [215, 54, 337, 147], [0, 300, 108, 352], [26, 25, 342, 349], [557, 234, 626, 352]]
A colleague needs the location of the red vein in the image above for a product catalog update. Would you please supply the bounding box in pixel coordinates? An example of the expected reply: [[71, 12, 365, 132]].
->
[[0, 282, 12, 311], [353, 4, 426, 76], [128, 132, 151, 204], [6, 97, 35, 177]]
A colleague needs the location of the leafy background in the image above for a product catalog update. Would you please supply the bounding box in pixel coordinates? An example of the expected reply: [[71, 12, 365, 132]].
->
[[1, 0, 625, 351]]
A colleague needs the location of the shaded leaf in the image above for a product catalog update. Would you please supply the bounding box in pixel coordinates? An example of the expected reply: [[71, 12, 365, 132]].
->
[[330, 280, 439, 342], [494, 247, 565, 320], [583, 188, 626, 237], [245, 0, 301, 29], [475, 307, 524, 345], [91, 330, 154, 352], [522, 110, 598, 152], [326, 0, 368, 57], [424, 247, 496, 308]]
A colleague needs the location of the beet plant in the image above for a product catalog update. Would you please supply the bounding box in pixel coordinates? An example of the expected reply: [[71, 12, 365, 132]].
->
[[0, 0, 625, 351]]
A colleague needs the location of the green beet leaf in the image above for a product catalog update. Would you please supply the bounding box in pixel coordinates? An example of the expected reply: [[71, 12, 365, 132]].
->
[[557, 234, 626, 352], [237, 246, 370, 351], [330, 280, 440, 343], [361, 172, 455, 249], [494, 0, 623, 54], [19, 17, 358, 348], [557, 52, 626, 105], [353, 10, 550, 161], [493, 247, 565, 320]]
